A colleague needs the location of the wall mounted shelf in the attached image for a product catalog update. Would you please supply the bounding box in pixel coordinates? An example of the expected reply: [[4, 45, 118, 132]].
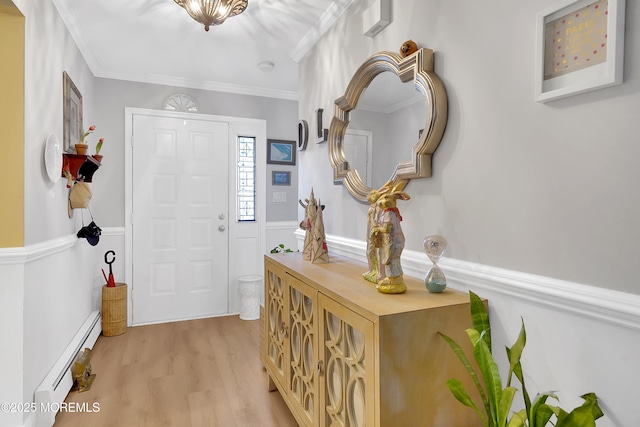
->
[[62, 154, 101, 183]]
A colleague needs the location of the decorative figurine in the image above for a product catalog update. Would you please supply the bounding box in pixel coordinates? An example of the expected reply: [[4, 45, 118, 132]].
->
[[311, 198, 329, 264], [299, 190, 317, 261], [370, 182, 410, 294], [424, 235, 448, 292], [400, 39, 419, 57], [71, 348, 96, 392], [299, 189, 328, 263], [364, 180, 394, 283]]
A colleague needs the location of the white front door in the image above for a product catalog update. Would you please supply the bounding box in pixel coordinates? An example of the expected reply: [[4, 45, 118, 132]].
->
[[132, 114, 229, 324]]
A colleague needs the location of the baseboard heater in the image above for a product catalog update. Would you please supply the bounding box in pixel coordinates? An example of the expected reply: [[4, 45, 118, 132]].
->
[[34, 310, 102, 427]]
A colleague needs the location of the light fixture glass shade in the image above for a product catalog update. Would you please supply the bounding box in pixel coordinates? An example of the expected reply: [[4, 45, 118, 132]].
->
[[174, 0, 248, 31]]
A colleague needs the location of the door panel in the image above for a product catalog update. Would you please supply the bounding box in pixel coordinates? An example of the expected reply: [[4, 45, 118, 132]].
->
[[287, 275, 319, 427], [132, 114, 229, 324], [343, 129, 373, 187], [264, 263, 288, 391], [318, 294, 375, 427]]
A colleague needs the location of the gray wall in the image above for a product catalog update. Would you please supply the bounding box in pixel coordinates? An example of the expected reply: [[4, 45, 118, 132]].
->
[[8, 0, 105, 419], [22, 0, 98, 246], [297, 0, 640, 295], [92, 78, 299, 227]]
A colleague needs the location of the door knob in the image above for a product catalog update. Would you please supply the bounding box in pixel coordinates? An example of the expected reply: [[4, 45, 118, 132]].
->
[[218, 213, 225, 220], [218, 225, 226, 232]]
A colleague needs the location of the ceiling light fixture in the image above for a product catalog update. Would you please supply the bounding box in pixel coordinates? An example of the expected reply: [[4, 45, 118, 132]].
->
[[173, 0, 248, 31]]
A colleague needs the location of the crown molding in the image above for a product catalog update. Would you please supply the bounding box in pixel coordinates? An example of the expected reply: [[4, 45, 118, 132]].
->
[[291, 0, 357, 62], [51, 0, 298, 101], [94, 70, 299, 101], [51, 0, 103, 73]]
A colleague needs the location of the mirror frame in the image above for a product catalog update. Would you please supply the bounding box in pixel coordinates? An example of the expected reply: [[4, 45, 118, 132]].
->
[[328, 48, 448, 203]]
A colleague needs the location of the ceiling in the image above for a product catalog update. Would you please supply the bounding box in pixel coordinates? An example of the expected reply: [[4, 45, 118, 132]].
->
[[51, 0, 356, 100]]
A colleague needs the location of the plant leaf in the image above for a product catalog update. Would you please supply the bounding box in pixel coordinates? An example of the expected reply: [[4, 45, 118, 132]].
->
[[505, 318, 526, 387], [555, 393, 604, 427], [470, 291, 491, 350], [445, 378, 489, 427], [507, 409, 527, 427], [530, 402, 554, 427], [507, 350, 531, 418], [470, 329, 503, 425], [530, 392, 557, 427], [581, 393, 604, 420], [498, 386, 518, 427], [439, 331, 491, 418], [546, 403, 570, 425]]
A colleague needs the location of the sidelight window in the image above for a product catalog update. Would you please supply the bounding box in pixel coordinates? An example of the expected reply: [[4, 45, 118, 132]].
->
[[237, 136, 256, 221]]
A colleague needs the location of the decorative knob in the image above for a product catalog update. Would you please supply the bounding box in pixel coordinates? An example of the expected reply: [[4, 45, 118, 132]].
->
[[317, 360, 324, 376]]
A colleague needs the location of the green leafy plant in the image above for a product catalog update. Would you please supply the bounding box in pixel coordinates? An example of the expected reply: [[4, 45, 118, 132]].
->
[[270, 243, 294, 254], [438, 291, 604, 427]]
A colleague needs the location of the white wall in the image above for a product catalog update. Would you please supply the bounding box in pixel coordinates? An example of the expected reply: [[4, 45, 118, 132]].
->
[[0, 260, 24, 427], [3, 1, 299, 426], [19, 0, 97, 246], [0, 1, 100, 426], [6, 0, 639, 425], [265, 221, 299, 254], [92, 78, 299, 226], [296, 0, 640, 425], [307, 232, 640, 427], [22, 230, 124, 404], [298, 0, 640, 296]]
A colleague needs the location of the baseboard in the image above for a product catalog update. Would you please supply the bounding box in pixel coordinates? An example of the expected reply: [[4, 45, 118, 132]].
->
[[33, 311, 102, 427], [296, 229, 640, 331]]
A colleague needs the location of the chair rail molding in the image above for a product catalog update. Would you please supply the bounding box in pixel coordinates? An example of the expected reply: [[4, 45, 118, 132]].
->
[[296, 229, 640, 331], [0, 227, 125, 265]]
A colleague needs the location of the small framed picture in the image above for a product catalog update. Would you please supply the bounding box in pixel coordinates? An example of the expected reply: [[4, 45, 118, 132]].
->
[[267, 139, 296, 165], [63, 71, 83, 152], [535, 0, 625, 102], [272, 171, 291, 186]]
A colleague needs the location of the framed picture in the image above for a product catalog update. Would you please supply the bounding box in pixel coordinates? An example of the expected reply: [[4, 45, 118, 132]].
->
[[272, 171, 291, 186], [267, 139, 296, 165], [63, 71, 83, 151], [535, 0, 625, 102]]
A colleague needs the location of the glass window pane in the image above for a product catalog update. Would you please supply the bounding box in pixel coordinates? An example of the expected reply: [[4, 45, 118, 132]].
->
[[237, 136, 256, 221]]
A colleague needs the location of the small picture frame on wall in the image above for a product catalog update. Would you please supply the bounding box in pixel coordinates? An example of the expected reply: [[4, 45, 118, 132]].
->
[[63, 71, 83, 152], [535, 0, 625, 102], [267, 139, 296, 165], [272, 171, 291, 186]]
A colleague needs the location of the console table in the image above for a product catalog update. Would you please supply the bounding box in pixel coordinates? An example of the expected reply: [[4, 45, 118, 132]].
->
[[263, 252, 483, 427]]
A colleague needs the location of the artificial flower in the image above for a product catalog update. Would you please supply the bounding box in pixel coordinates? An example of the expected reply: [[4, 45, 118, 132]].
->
[[95, 138, 104, 154], [80, 125, 96, 143]]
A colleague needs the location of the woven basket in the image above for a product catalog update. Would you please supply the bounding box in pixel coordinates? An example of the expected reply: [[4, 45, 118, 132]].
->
[[102, 283, 127, 336]]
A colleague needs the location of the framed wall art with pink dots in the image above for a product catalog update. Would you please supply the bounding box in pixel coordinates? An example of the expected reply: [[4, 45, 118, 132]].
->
[[535, 0, 625, 102]]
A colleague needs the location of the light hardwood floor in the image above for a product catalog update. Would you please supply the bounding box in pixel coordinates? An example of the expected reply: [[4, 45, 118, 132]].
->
[[54, 315, 297, 427]]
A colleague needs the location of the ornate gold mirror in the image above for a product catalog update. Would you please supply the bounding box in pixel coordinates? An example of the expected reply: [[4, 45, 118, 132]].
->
[[328, 48, 448, 202]]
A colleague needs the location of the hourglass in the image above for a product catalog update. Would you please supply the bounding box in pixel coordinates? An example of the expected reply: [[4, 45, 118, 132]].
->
[[423, 235, 447, 293]]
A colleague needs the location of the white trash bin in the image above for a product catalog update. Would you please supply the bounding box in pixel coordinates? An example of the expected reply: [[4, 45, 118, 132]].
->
[[238, 275, 262, 320]]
